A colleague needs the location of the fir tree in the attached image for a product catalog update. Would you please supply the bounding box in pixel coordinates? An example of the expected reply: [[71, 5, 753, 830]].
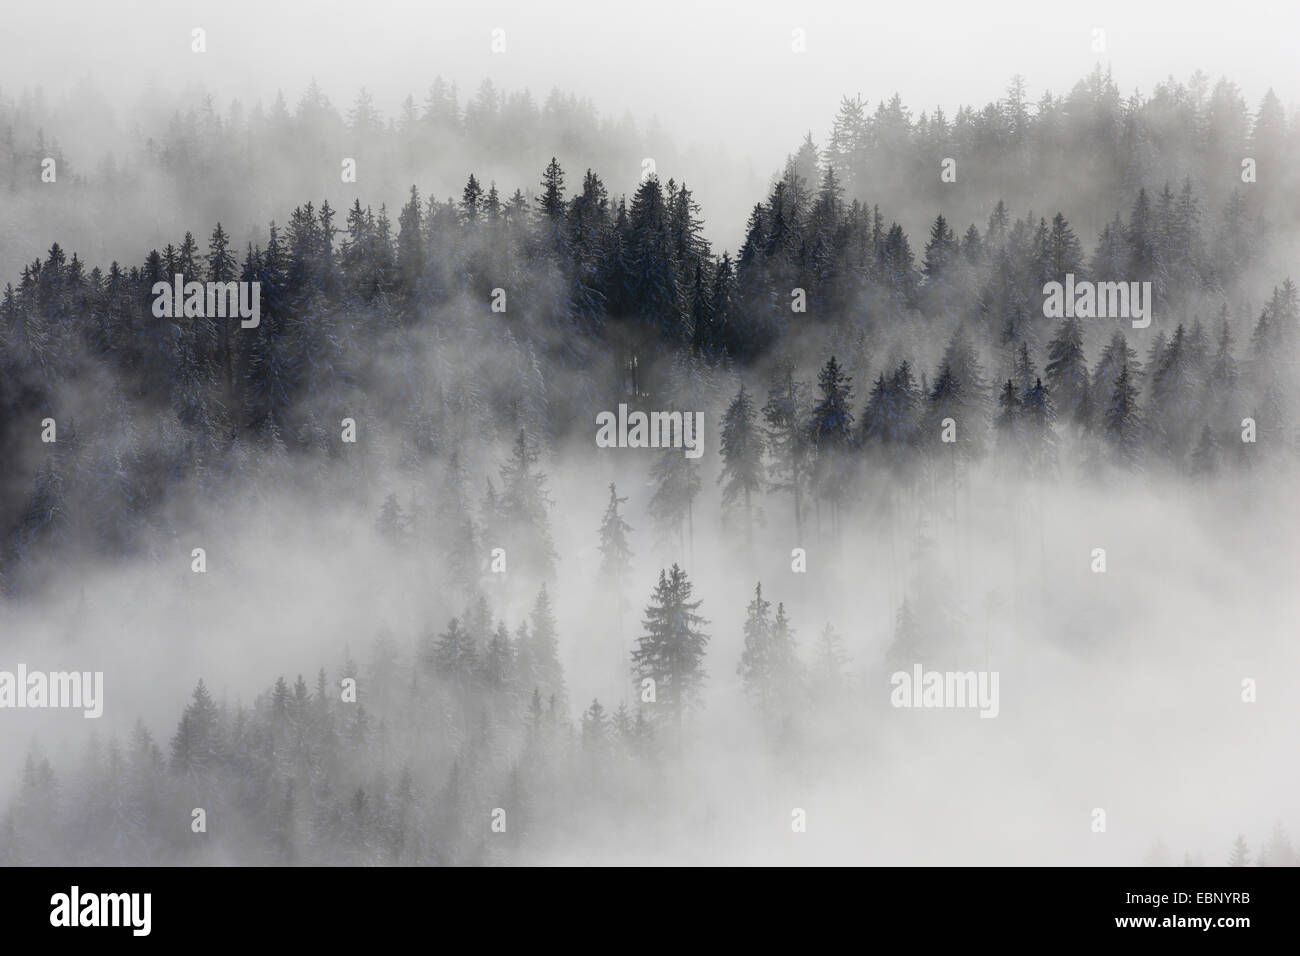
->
[[1021, 376, 1057, 473], [812, 624, 852, 697], [482, 622, 513, 691], [433, 618, 478, 686], [170, 679, 221, 779], [1189, 424, 1219, 475], [737, 582, 773, 704], [807, 356, 855, 528], [718, 384, 765, 543], [528, 586, 565, 706], [497, 429, 557, 581], [537, 157, 566, 222], [1044, 317, 1090, 428], [626, 175, 682, 341], [762, 362, 810, 539], [921, 362, 965, 461], [737, 583, 799, 724], [647, 445, 701, 553], [1103, 360, 1142, 466], [1260, 821, 1296, 867], [993, 379, 1023, 458], [632, 565, 709, 747], [597, 482, 633, 589], [375, 492, 409, 544], [1228, 835, 1251, 867], [581, 699, 609, 760], [460, 174, 483, 224]]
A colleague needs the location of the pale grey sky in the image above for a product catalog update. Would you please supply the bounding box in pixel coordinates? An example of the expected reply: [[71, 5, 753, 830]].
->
[[4, 0, 1297, 176]]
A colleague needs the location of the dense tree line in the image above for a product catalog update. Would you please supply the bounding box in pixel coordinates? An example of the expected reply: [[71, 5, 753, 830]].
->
[[2, 69, 1297, 863], [1144, 826, 1300, 867], [0, 548, 857, 864], [0, 532, 1287, 864], [3, 94, 1297, 586], [6, 67, 1295, 270], [0, 75, 712, 283]]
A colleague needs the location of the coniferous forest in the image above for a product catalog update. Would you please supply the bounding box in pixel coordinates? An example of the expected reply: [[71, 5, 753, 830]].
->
[[2, 46, 1299, 868]]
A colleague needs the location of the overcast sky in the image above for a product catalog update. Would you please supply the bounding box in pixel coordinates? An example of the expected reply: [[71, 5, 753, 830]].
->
[[4, 0, 1298, 179]]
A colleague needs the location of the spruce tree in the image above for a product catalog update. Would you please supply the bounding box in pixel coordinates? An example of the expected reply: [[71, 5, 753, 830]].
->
[[922, 362, 965, 461], [528, 586, 565, 707], [1103, 360, 1142, 466], [498, 429, 557, 581], [940, 325, 988, 440], [460, 174, 483, 224], [1043, 211, 1085, 283], [1012, 341, 1037, 395], [170, 679, 221, 779], [597, 482, 633, 589], [812, 624, 852, 697], [1189, 424, 1219, 475], [709, 253, 740, 355], [1021, 377, 1057, 473], [688, 263, 715, 357], [626, 175, 682, 341], [762, 362, 810, 539], [1228, 835, 1251, 867], [719, 384, 765, 543], [1260, 821, 1296, 867], [537, 157, 566, 222], [482, 622, 513, 691], [631, 564, 709, 747], [994, 379, 1022, 459], [1044, 317, 1090, 428], [647, 445, 701, 553], [807, 356, 855, 528], [737, 582, 773, 705], [736, 592, 800, 725], [581, 699, 609, 759], [1091, 331, 1140, 421], [433, 618, 478, 686]]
